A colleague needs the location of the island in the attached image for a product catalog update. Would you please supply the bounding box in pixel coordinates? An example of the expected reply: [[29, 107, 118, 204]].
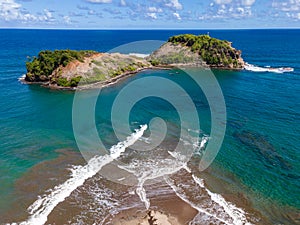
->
[[23, 34, 245, 89], [148, 34, 245, 69], [25, 50, 151, 89]]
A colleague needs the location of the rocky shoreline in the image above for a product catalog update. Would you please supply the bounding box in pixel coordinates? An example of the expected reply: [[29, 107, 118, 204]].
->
[[23, 34, 245, 90], [20, 66, 173, 91]]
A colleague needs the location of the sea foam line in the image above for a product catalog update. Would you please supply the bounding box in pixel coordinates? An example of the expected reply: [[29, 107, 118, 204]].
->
[[164, 161, 252, 224], [165, 135, 253, 225], [165, 177, 230, 225], [192, 175, 253, 225], [18, 74, 26, 81], [244, 63, 294, 74], [10, 125, 147, 225], [120, 157, 188, 210]]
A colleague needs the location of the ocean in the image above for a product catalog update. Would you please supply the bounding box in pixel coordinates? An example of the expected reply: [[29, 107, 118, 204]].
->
[[0, 29, 299, 224]]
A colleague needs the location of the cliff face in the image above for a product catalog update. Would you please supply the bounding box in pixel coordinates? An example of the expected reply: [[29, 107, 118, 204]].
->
[[148, 34, 245, 69], [25, 50, 151, 88]]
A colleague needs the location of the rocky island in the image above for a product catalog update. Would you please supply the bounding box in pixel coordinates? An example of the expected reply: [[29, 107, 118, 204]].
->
[[25, 50, 151, 89], [148, 34, 245, 69], [24, 34, 245, 89]]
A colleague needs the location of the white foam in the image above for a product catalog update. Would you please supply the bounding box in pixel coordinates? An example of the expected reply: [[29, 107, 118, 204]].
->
[[129, 53, 150, 58], [119, 156, 188, 209], [191, 136, 210, 157], [165, 173, 253, 225], [11, 125, 147, 225], [168, 151, 191, 173], [116, 132, 201, 209], [199, 136, 209, 149], [136, 179, 150, 209], [18, 74, 26, 81], [245, 63, 294, 74], [192, 175, 252, 225], [165, 178, 230, 225], [69, 176, 119, 225]]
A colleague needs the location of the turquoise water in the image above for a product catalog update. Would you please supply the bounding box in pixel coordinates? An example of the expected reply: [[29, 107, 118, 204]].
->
[[0, 29, 299, 223]]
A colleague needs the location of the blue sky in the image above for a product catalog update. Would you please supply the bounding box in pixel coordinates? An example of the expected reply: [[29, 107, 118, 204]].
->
[[0, 0, 300, 29]]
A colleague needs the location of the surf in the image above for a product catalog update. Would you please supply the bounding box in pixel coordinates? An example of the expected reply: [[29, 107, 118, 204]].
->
[[10, 125, 147, 225], [165, 173, 253, 225], [244, 63, 294, 73]]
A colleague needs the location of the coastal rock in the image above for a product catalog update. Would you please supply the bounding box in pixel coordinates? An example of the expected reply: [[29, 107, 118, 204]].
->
[[24, 34, 245, 89], [148, 34, 245, 69], [25, 50, 151, 89], [147, 42, 208, 67]]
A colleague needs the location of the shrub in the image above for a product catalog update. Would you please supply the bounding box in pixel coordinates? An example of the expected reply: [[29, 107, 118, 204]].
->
[[167, 34, 240, 67], [150, 59, 160, 66], [26, 50, 97, 77], [70, 76, 82, 87], [57, 77, 70, 87]]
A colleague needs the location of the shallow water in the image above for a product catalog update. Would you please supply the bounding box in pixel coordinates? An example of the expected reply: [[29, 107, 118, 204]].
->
[[0, 29, 299, 224]]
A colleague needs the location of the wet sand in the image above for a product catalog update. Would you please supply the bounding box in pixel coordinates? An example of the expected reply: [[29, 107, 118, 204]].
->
[[3, 148, 295, 225], [111, 197, 198, 225], [113, 210, 184, 225], [1, 149, 85, 223]]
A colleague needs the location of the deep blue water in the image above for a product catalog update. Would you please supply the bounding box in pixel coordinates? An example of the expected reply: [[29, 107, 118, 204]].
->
[[0, 29, 299, 223]]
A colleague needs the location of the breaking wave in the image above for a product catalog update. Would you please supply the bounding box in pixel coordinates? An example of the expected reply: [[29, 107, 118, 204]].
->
[[165, 173, 253, 225], [245, 63, 294, 74], [10, 125, 147, 225]]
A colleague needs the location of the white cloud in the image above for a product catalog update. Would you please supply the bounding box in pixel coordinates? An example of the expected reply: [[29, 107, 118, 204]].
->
[[37, 9, 55, 22], [273, 0, 300, 12], [0, 0, 59, 24], [214, 0, 255, 6], [165, 0, 182, 10], [147, 12, 157, 19], [148, 7, 163, 13], [173, 12, 181, 20], [241, 0, 255, 6], [44, 9, 52, 19], [63, 15, 71, 24], [0, 0, 22, 21], [272, 0, 300, 20], [209, 0, 255, 18], [86, 0, 112, 3], [296, 12, 300, 19], [124, 1, 183, 21], [214, 0, 232, 5], [236, 7, 244, 13]]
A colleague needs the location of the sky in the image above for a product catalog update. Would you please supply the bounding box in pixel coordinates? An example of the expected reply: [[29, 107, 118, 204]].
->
[[0, 0, 300, 29]]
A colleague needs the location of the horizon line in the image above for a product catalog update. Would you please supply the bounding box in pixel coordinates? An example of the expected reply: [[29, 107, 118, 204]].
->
[[1, 27, 300, 30]]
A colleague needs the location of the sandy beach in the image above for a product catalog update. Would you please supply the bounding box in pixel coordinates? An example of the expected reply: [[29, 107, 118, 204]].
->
[[111, 194, 198, 225]]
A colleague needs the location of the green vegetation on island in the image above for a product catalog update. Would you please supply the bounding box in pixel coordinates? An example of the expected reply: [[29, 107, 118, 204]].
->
[[149, 34, 244, 69], [24, 34, 245, 89], [25, 50, 150, 88], [25, 50, 96, 83]]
